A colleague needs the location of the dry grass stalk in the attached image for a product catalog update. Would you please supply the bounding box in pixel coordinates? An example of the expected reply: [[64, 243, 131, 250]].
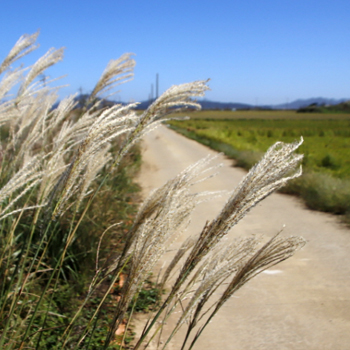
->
[[133, 138, 305, 350], [0, 32, 39, 75], [0, 33, 306, 350], [88, 53, 135, 104]]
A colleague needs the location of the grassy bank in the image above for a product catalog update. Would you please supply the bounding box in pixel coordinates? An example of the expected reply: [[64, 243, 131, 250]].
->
[[168, 118, 350, 224]]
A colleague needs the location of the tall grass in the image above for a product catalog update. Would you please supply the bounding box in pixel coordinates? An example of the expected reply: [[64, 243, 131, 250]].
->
[[0, 33, 305, 349]]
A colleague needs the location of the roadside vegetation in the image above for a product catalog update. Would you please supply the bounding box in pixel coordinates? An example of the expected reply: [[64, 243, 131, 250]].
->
[[168, 112, 350, 224], [0, 33, 306, 349], [172, 109, 350, 120]]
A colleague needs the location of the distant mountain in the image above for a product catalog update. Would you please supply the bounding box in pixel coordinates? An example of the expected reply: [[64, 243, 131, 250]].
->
[[197, 98, 348, 110], [72, 94, 119, 109], [272, 97, 348, 110], [198, 100, 252, 110], [134, 99, 254, 110], [61, 95, 349, 111]]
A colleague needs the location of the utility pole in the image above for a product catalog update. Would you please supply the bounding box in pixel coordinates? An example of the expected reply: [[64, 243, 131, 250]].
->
[[156, 73, 159, 99]]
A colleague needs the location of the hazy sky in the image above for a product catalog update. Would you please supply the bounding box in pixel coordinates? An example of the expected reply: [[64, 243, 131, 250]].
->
[[1, 0, 349, 105]]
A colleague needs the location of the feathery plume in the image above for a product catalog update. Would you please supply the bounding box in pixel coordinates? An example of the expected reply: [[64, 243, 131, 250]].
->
[[18, 47, 64, 97], [162, 236, 260, 347], [181, 137, 304, 269], [88, 53, 135, 104], [159, 236, 196, 290], [50, 103, 137, 218], [112, 80, 210, 170], [134, 138, 304, 349], [0, 34, 308, 349], [184, 232, 306, 350], [0, 32, 39, 75], [0, 155, 43, 217], [114, 155, 220, 271], [105, 156, 220, 341], [75, 143, 112, 210]]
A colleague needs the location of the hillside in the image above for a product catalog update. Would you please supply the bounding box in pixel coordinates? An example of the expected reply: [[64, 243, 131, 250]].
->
[[68, 95, 349, 111]]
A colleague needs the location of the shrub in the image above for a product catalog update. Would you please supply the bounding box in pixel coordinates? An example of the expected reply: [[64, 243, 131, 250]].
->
[[320, 154, 339, 170]]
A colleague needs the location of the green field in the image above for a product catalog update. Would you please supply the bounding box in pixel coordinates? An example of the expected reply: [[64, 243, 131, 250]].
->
[[169, 117, 350, 179], [168, 110, 350, 220], [177, 109, 350, 120]]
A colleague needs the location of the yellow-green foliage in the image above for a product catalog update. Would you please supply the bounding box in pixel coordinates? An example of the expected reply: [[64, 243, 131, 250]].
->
[[169, 117, 350, 179], [179, 109, 350, 120], [168, 112, 350, 219]]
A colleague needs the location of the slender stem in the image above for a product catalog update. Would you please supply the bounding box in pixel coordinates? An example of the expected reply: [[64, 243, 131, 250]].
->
[[73, 257, 131, 350], [187, 310, 217, 350]]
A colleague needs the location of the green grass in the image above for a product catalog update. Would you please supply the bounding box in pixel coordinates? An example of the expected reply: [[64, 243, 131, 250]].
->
[[178, 109, 350, 120], [168, 113, 350, 221], [169, 118, 350, 179], [0, 144, 142, 349]]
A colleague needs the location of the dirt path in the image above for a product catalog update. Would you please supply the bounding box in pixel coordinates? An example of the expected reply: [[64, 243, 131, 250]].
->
[[136, 125, 350, 350]]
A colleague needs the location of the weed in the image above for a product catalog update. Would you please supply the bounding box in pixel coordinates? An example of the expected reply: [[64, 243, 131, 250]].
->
[[320, 154, 339, 169], [131, 281, 161, 313]]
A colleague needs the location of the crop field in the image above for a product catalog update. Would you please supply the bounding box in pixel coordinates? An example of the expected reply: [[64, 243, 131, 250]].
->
[[168, 111, 350, 219], [169, 116, 350, 179], [177, 109, 350, 120]]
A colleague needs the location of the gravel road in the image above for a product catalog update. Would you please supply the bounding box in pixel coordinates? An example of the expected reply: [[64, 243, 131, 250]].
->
[[135, 125, 350, 350]]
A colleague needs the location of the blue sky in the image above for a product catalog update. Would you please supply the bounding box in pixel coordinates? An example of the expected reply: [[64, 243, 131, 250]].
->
[[0, 0, 349, 105]]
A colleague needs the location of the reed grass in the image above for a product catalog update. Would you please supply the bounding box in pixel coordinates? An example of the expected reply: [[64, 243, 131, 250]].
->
[[0, 33, 305, 349]]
